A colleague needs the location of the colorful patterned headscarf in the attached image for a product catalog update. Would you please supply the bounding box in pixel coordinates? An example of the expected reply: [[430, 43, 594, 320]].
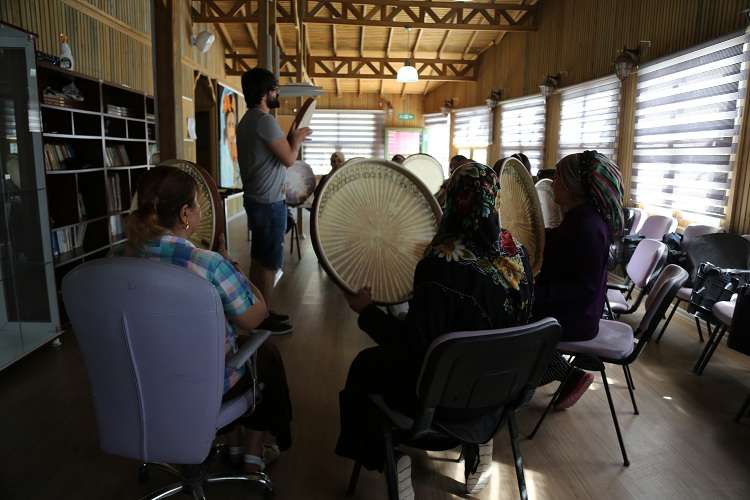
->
[[426, 162, 528, 291], [556, 151, 625, 239]]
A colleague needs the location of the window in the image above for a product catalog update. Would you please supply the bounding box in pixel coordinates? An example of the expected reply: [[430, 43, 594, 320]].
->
[[631, 31, 750, 226], [499, 95, 545, 174], [422, 112, 450, 175], [302, 110, 385, 174], [558, 76, 621, 162], [452, 106, 492, 165]]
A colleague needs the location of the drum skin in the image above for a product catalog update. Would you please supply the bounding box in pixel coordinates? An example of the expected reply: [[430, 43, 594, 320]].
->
[[311, 158, 442, 304]]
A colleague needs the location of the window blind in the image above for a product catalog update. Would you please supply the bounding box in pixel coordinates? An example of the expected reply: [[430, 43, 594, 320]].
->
[[423, 112, 450, 174], [499, 95, 546, 173], [558, 76, 621, 161], [452, 106, 492, 149], [302, 110, 385, 174], [631, 31, 750, 226]]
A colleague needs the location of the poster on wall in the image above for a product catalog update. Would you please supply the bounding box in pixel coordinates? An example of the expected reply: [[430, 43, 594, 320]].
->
[[385, 128, 422, 159], [219, 84, 241, 188]]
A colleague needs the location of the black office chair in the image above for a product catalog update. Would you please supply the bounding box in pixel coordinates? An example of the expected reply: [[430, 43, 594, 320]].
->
[[345, 318, 561, 500]]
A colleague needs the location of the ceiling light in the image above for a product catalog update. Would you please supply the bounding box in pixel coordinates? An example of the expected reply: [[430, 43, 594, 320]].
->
[[397, 61, 419, 83], [190, 30, 215, 53]]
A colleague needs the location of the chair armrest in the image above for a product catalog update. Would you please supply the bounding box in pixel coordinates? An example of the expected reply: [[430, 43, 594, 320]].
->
[[228, 329, 271, 370], [607, 283, 630, 292]]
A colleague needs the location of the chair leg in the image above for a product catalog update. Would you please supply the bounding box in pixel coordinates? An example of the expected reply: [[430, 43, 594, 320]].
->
[[655, 299, 680, 343], [528, 362, 575, 439], [695, 325, 727, 375], [508, 413, 528, 500], [346, 462, 362, 497], [382, 426, 399, 500], [600, 369, 630, 466], [623, 365, 639, 415], [736, 393, 750, 422], [694, 316, 705, 343], [294, 220, 301, 260]]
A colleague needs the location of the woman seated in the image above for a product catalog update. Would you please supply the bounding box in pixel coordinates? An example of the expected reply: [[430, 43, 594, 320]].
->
[[335, 163, 533, 495], [125, 166, 293, 473], [533, 151, 625, 408]]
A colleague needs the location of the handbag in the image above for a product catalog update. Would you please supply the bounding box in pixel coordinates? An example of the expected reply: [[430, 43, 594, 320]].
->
[[687, 262, 750, 315], [727, 286, 750, 356]]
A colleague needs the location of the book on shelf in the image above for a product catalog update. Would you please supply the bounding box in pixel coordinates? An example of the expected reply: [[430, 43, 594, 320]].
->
[[109, 215, 125, 239], [51, 223, 86, 257], [77, 193, 87, 219], [104, 145, 131, 167], [106, 174, 124, 212], [43, 143, 74, 171]]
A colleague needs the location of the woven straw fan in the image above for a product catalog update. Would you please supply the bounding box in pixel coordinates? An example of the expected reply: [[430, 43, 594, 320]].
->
[[312, 158, 442, 304]]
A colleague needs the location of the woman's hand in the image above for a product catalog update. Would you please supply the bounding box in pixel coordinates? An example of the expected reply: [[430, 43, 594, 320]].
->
[[346, 286, 372, 314]]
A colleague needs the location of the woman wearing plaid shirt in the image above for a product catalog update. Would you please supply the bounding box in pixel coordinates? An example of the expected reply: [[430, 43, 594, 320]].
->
[[125, 166, 292, 474]]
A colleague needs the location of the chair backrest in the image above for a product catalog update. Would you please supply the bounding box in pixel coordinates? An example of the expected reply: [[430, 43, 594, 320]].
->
[[629, 208, 645, 235], [62, 257, 226, 464], [685, 233, 750, 281], [632, 264, 689, 353], [626, 238, 668, 288], [637, 214, 676, 240], [413, 318, 561, 441], [682, 224, 721, 246], [535, 178, 562, 228]]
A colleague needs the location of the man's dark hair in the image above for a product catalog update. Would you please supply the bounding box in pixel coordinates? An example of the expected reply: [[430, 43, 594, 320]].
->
[[241, 68, 278, 106]]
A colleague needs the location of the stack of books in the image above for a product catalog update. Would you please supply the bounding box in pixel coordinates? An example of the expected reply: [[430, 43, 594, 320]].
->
[[106, 104, 134, 118]]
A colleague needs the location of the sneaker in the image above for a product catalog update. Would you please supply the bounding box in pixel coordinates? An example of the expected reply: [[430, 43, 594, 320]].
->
[[258, 317, 293, 336], [268, 311, 291, 324], [395, 453, 415, 500], [555, 371, 594, 410], [465, 440, 493, 494]]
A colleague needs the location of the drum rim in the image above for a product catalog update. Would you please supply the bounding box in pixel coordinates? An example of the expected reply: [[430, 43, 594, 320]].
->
[[287, 97, 316, 141], [497, 156, 545, 276], [285, 160, 316, 207], [159, 159, 225, 251], [311, 157, 442, 304]]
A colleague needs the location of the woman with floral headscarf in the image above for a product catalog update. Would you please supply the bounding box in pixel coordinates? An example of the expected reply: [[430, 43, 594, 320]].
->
[[534, 150, 625, 409], [335, 162, 533, 496]]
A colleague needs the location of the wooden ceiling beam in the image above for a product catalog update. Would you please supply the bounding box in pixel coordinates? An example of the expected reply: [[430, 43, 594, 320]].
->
[[463, 31, 478, 60], [192, 0, 537, 31], [332, 25, 341, 96], [306, 55, 478, 81]]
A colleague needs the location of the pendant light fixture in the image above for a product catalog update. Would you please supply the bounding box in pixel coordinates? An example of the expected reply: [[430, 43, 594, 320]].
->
[[397, 27, 419, 83]]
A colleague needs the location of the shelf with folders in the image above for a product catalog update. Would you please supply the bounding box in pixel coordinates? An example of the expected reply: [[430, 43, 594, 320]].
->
[[37, 62, 157, 325]]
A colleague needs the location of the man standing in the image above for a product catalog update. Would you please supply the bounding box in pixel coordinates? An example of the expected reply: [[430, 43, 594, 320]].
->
[[238, 68, 312, 334]]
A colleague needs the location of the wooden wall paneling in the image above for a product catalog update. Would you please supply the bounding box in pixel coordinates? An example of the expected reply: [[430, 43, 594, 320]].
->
[[728, 75, 750, 234], [617, 74, 638, 206], [543, 93, 561, 169]]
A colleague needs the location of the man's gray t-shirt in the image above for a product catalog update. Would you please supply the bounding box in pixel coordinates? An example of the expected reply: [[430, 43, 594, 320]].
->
[[237, 108, 286, 203]]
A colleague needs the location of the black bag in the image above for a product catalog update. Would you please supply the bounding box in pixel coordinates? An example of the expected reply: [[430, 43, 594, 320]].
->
[[688, 262, 750, 314], [727, 286, 750, 356], [662, 232, 688, 268]]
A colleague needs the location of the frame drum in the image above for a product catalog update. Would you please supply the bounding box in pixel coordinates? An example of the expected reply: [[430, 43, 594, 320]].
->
[[496, 157, 545, 276], [311, 158, 442, 304], [402, 153, 445, 194]]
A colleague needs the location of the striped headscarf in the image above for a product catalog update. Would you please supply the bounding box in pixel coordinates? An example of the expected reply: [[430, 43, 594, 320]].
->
[[556, 151, 625, 239]]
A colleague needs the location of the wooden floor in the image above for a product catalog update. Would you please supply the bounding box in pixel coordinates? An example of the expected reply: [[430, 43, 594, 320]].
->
[[2, 213, 750, 500]]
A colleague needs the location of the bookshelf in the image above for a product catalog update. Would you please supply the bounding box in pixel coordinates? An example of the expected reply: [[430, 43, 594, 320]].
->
[[37, 63, 157, 325]]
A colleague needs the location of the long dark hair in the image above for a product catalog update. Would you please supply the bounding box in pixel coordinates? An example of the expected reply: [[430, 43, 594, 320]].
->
[[126, 166, 197, 250]]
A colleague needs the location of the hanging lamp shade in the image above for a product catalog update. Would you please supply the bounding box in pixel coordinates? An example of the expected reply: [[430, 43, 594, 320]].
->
[[397, 60, 419, 83]]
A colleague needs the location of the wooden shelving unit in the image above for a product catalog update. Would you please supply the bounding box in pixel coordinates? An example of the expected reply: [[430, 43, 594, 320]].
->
[[37, 63, 157, 324]]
